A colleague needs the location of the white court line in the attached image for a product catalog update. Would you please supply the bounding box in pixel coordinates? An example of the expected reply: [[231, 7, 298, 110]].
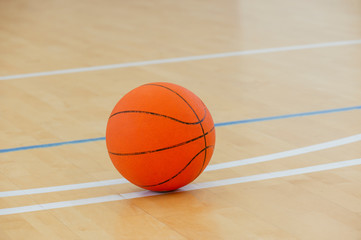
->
[[0, 179, 129, 197], [205, 133, 361, 171], [1, 133, 361, 198], [1, 158, 361, 215], [1, 39, 361, 81]]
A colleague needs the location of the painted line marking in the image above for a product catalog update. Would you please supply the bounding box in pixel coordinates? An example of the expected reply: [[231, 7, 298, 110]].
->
[[0, 39, 360, 81], [1, 105, 360, 154], [206, 133, 361, 171], [214, 105, 361, 127], [0, 137, 105, 154], [0, 179, 129, 197], [1, 158, 360, 215], [1, 133, 361, 197]]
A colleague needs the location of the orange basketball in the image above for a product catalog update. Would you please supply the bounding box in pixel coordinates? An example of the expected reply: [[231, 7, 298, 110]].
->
[[106, 82, 216, 192]]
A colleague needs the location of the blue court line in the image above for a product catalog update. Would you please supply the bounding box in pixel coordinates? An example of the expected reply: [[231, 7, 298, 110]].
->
[[0, 105, 360, 154], [0, 137, 106, 154], [214, 105, 361, 127]]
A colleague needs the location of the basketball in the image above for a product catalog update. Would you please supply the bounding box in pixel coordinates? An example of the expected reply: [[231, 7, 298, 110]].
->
[[105, 82, 216, 192]]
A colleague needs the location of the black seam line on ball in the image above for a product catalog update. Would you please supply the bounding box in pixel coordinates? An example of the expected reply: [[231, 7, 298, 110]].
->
[[109, 127, 214, 156], [138, 145, 215, 188], [144, 83, 208, 179], [109, 108, 207, 125]]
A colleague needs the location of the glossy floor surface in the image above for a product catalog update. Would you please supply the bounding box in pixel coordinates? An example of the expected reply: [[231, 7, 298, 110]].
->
[[1, 0, 361, 239]]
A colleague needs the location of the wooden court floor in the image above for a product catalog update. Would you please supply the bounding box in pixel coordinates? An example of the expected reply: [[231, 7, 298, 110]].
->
[[1, 0, 361, 239]]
